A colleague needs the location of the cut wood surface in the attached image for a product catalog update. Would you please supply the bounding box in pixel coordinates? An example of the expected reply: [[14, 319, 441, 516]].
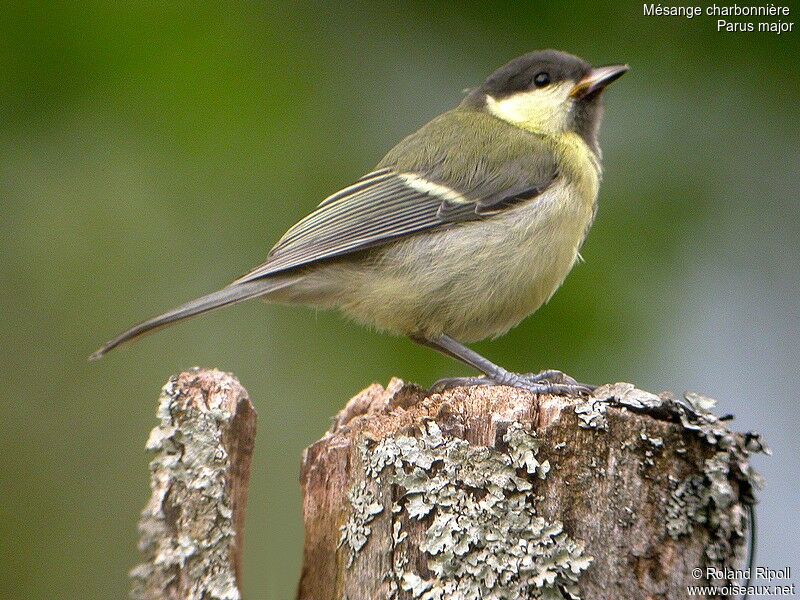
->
[[130, 368, 256, 600], [298, 379, 766, 600]]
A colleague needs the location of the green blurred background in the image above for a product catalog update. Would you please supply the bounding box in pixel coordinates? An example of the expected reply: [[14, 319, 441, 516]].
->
[[2, 2, 798, 598]]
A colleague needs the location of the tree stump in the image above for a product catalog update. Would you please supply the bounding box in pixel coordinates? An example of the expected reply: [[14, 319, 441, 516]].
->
[[298, 379, 766, 600], [130, 368, 257, 600]]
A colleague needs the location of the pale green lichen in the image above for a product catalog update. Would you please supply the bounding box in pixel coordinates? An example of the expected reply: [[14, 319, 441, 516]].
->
[[505, 422, 551, 479], [339, 481, 384, 567], [666, 452, 749, 573], [666, 473, 708, 538], [581, 384, 767, 581], [579, 383, 664, 433], [574, 400, 608, 430], [639, 430, 664, 468], [588, 456, 606, 477], [639, 431, 664, 448], [130, 372, 242, 600], [660, 390, 768, 578], [684, 392, 718, 414], [347, 420, 592, 599], [588, 383, 662, 412]]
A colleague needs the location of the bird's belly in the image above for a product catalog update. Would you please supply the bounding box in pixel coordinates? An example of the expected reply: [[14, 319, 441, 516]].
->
[[315, 180, 596, 342]]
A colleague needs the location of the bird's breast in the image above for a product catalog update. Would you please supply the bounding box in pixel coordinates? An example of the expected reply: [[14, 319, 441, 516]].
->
[[300, 134, 602, 342], [316, 173, 596, 341]]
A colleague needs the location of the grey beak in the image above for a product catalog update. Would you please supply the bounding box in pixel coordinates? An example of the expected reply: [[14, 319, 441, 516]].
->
[[570, 64, 629, 99]]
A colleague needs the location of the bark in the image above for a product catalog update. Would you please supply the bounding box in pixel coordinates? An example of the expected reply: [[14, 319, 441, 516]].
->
[[130, 368, 257, 600], [298, 379, 766, 600]]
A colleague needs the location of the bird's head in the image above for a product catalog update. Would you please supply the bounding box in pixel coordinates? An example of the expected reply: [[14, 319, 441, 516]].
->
[[464, 50, 628, 151]]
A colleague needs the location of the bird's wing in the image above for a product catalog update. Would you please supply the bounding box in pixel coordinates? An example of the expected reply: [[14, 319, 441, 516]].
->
[[232, 113, 558, 284], [231, 167, 556, 284]]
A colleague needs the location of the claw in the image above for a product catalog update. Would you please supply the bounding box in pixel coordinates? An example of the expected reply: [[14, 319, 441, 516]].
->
[[506, 374, 595, 396], [521, 369, 581, 386], [429, 376, 494, 394], [429, 371, 595, 397]]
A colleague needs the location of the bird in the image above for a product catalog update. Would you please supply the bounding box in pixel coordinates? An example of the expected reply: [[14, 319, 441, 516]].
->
[[91, 49, 628, 396]]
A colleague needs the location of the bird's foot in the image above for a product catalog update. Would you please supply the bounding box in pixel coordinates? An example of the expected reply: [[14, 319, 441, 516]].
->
[[429, 370, 595, 396], [500, 371, 595, 396], [519, 369, 580, 386], [429, 376, 494, 394]]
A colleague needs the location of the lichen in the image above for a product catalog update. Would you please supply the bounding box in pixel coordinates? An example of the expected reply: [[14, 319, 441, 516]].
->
[[130, 371, 243, 600], [505, 422, 551, 479], [590, 383, 663, 411], [336, 381, 767, 596], [588, 456, 606, 477], [666, 451, 751, 578], [666, 473, 708, 538], [580, 383, 768, 582], [684, 392, 718, 414], [347, 420, 592, 599], [574, 400, 608, 430], [578, 383, 664, 431], [660, 391, 767, 580], [639, 430, 664, 468], [339, 481, 384, 567]]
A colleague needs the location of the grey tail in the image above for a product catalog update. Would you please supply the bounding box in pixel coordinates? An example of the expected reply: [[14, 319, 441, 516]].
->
[[89, 278, 291, 361]]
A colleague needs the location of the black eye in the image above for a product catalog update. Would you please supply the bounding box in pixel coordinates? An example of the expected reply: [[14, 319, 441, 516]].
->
[[533, 72, 551, 88]]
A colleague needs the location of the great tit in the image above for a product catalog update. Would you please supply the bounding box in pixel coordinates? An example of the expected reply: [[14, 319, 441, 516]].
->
[[91, 50, 628, 396]]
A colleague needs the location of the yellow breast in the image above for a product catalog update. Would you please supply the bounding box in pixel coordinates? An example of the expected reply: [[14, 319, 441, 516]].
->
[[548, 131, 601, 203]]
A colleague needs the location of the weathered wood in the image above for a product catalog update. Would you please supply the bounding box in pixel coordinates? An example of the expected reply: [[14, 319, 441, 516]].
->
[[130, 368, 257, 600], [298, 379, 765, 600]]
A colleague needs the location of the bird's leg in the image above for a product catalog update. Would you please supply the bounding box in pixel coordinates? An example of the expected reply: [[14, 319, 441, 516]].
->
[[412, 334, 594, 395]]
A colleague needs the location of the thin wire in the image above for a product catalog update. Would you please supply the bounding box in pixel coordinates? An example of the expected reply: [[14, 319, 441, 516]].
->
[[741, 502, 756, 600]]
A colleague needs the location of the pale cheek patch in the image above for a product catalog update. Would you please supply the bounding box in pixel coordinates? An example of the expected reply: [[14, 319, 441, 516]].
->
[[485, 82, 575, 135]]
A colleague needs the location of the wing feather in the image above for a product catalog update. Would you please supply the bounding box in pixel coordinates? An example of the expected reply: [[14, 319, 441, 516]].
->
[[232, 112, 560, 285], [232, 169, 555, 283], [231, 171, 480, 283]]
